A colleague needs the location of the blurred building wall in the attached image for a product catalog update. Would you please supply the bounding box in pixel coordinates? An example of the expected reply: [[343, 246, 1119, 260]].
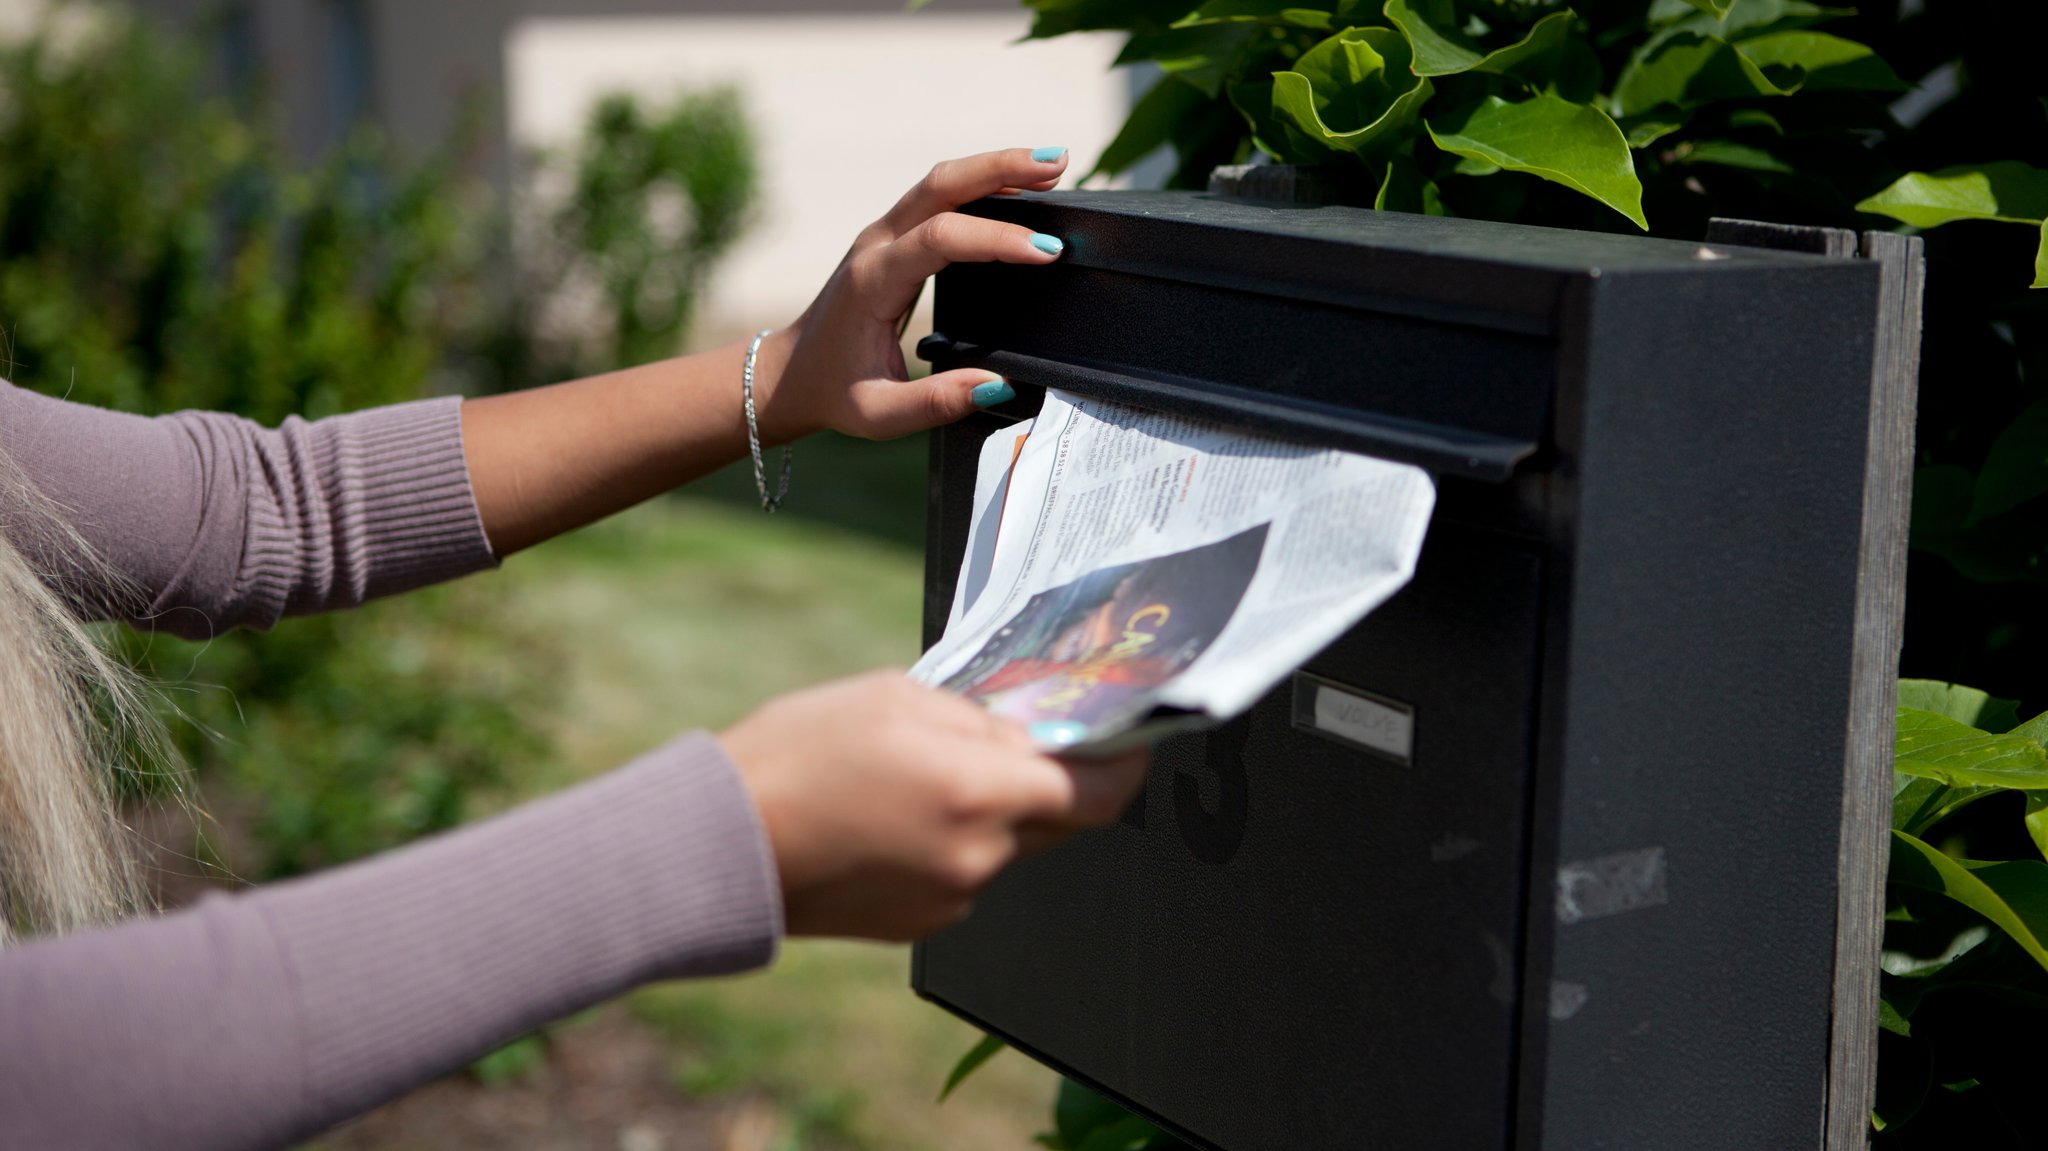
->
[[505, 12, 1126, 335], [106, 0, 1131, 334]]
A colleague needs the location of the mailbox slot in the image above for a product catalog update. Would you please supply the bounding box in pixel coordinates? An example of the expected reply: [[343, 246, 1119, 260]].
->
[[920, 334, 1540, 482]]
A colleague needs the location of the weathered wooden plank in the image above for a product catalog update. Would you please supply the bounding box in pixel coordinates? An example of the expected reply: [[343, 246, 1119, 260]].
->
[[1705, 219, 1921, 1150], [1206, 162, 1373, 205], [1704, 218, 1861, 258], [1822, 230, 1921, 1151]]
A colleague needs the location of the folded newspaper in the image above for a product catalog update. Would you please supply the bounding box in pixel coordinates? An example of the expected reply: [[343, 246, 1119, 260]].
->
[[911, 389, 1437, 754]]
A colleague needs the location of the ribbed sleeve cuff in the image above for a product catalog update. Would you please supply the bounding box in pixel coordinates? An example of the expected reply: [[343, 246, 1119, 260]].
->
[[249, 732, 782, 1126], [225, 394, 498, 627], [337, 395, 499, 601]]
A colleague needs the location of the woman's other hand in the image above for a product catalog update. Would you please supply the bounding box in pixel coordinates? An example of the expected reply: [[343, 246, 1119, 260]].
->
[[748, 147, 1072, 444], [719, 670, 1148, 941]]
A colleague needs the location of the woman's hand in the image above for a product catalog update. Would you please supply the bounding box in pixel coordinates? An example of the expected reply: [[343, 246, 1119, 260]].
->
[[719, 670, 1148, 941], [748, 147, 1073, 444], [462, 147, 1071, 556]]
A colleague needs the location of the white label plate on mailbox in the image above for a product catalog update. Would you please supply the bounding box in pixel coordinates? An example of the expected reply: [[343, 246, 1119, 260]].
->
[[1291, 672, 1414, 764]]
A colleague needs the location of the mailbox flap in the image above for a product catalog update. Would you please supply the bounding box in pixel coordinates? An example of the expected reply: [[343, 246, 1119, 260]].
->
[[962, 190, 1841, 334], [918, 334, 1539, 481], [924, 191, 1858, 486]]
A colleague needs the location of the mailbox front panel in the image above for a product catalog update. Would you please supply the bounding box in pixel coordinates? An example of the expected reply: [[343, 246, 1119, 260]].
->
[[917, 444, 1548, 1149], [911, 193, 1887, 1150]]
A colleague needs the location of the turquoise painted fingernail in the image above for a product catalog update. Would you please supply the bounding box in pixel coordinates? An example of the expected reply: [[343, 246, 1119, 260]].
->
[[1030, 720, 1088, 748], [1031, 146, 1067, 163], [971, 377, 1016, 407], [1029, 233, 1064, 256]]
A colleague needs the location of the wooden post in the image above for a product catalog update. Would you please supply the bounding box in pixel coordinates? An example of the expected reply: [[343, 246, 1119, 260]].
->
[[1705, 219, 1924, 1150]]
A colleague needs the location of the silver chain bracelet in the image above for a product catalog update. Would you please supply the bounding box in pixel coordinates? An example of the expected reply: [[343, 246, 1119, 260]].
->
[[742, 328, 792, 513]]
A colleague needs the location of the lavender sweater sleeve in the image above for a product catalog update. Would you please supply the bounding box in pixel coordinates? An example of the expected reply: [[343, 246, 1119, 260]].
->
[[0, 736, 783, 1150], [0, 380, 495, 637], [0, 384, 785, 1148]]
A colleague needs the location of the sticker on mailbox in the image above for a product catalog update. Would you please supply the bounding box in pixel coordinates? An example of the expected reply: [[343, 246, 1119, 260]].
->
[[1291, 673, 1413, 764]]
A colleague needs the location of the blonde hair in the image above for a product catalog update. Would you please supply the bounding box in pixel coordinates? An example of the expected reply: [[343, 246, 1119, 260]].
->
[[0, 447, 169, 942]]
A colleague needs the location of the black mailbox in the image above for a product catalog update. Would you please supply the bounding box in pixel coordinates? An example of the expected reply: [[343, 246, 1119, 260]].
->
[[913, 191, 1918, 1151]]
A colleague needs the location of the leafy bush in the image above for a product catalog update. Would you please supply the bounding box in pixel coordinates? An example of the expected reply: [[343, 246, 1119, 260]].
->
[[121, 584, 559, 880], [507, 90, 758, 383], [0, 8, 756, 877], [0, 16, 490, 422], [1035, 1079, 1189, 1151], [1025, 0, 2048, 700], [941, 0, 2048, 1144], [1881, 681, 2048, 1142]]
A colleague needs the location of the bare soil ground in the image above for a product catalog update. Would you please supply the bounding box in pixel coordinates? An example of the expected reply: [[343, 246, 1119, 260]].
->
[[313, 1008, 733, 1151]]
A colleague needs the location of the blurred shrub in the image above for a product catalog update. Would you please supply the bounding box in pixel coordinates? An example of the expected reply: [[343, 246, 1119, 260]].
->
[[122, 582, 559, 880], [0, 13, 491, 421], [0, 7, 755, 877], [505, 90, 758, 383]]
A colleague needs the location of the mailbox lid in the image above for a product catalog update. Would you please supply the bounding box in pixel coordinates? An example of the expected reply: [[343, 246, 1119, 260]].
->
[[932, 193, 1854, 482], [961, 190, 1845, 336]]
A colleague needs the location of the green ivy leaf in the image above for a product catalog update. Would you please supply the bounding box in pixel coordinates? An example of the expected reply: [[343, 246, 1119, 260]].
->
[[1382, 1, 1573, 78], [1024, 0, 1206, 38], [1648, 0, 1855, 39], [1182, 0, 1337, 29], [1677, 138, 1793, 172], [1615, 28, 1888, 116], [1426, 94, 1647, 228], [1115, 20, 1255, 63], [1891, 829, 2048, 976], [1871, 1016, 1931, 1132], [1375, 155, 1447, 214], [1623, 118, 1687, 148], [1894, 707, 2048, 790], [938, 1032, 1007, 1102], [1382, 0, 1483, 75], [1615, 32, 1793, 116], [1734, 30, 1906, 93], [1229, 77, 1324, 162], [1859, 165, 2048, 288], [1056, 1079, 1140, 1148], [2009, 706, 2048, 745], [1967, 400, 2048, 525], [1116, 21, 1266, 96], [1479, 11, 1577, 78], [1676, 0, 1736, 19], [1077, 1116, 1166, 1151], [1855, 162, 2048, 228], [2026, 792, 2048, 864], [1270, 27, 1435, 157], [1728, 108, 1786, 133], [1877, 995, 1913, 1036], [1892, 775, 1998, 837], [1094, 77, 1211, 177], [1898, 680, 2022, 733]]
